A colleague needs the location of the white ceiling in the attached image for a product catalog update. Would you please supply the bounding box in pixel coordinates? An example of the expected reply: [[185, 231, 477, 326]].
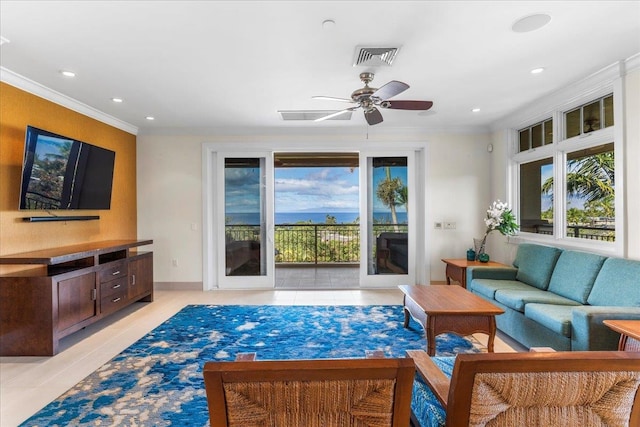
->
[[1, 1, 639, 134]]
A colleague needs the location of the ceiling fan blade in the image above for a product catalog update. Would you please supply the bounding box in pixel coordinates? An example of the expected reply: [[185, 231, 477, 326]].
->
[[312, 96, 355, 103], [371, 80, 409, 100], [380, 100, 433, 110], [364, 107, 383, 125], [314, 106, 359, 122]]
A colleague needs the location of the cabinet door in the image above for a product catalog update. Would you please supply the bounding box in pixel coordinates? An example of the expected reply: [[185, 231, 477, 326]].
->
[[57, 272, 97, 331], [128, 254, 153, 300]]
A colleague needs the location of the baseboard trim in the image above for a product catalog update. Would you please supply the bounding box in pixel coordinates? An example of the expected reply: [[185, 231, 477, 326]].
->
[[155, 282, 203, 291]]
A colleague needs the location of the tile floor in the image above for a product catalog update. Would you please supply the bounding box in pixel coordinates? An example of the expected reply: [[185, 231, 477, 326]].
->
[[275, 266, 360, 289], [0, 288, 520, 426]]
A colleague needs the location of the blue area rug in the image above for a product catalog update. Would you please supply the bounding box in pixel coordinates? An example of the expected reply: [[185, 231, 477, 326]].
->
[[21, 305, 479, 426]]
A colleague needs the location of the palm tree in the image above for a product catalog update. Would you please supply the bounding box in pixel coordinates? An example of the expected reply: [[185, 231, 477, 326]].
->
[[542, 152, 614, 202], [376, 167, 402, 228], [541, 152, 614, 228], [397, 185, 408, 213]]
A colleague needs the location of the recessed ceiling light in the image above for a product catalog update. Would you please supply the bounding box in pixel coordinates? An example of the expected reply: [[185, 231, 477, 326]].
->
[[472, 108, 481, 113], [111, 97, 124, 103], [145, 116, 155, 121], [322, 19, 335, 30], [60, 70, 76, 77], [531, 67, 545, 74], [512, 13, 551, 33]]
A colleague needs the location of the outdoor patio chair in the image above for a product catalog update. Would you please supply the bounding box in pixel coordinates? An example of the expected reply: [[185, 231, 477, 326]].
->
[[202, 356, 415, 427], [407, 349, 640, 427]]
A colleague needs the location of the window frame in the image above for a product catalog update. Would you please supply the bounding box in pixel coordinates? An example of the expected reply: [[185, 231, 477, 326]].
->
[[508, 79, 624, 257]]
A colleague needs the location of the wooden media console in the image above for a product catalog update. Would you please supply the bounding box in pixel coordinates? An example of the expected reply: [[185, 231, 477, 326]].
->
[[0, 240, 153, 356]]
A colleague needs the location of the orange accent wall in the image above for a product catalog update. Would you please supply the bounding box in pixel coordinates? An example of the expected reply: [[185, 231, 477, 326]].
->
[[0, 82, 137, 273]]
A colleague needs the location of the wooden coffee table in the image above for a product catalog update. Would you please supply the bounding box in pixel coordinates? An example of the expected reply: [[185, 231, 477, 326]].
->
[[603, 319, 640, 351], [399, 285, 504, 356]]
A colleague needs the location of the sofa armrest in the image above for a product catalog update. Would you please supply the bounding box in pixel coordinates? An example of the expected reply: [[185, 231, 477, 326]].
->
[[571, 306, 640, 351], [466, 267, 518, 288]]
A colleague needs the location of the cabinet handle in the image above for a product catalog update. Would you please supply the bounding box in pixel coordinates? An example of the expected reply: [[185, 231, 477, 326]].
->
[[91, 289, 97, 301], [131, 274, 136, 285], [112, 297, 121, 303], [112, 270, 121, 276], [112, 284, 121, 289]]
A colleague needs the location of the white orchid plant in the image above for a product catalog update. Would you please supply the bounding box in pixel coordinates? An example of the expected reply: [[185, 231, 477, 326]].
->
[[484, 200, 519, 236]]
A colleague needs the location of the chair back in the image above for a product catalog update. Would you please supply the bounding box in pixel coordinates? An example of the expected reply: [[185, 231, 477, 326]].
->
[[447, 351, 640, 427], [203, 357, 415, 427]]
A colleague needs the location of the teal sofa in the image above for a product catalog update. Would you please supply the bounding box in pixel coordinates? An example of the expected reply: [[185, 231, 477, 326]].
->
[[467, 243, 640, 351]]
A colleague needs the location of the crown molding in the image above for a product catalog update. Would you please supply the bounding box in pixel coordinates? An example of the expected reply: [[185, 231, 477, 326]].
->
[[0, 67, 138, 135], [490, 55, 640, 132]]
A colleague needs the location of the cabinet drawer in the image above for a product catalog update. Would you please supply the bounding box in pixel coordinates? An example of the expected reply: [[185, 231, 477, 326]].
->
[[99, 262, 127, 283], [100, 276, 127, 298], [100, 285, 128, 315]]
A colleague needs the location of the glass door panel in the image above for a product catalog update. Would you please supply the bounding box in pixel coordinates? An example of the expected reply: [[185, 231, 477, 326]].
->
[[369, 157, 409, 275], [224, 158, 265, 276], [360, 152, 416, 288], [218, 154, 274, 288]]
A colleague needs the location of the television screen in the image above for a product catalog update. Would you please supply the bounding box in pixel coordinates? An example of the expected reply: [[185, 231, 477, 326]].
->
[[19, 126, 116, 210]]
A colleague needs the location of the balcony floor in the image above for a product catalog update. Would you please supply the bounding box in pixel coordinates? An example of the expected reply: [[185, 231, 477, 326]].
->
[[275, 265, 360, 289]]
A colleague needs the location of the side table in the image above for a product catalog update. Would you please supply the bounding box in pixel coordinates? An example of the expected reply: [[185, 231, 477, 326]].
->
[[603, 319, 640, 351], [441, 258, 508, 288]]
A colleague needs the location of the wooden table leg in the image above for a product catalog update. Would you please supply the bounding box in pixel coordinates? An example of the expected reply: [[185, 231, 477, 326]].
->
[[403, 305, 410, 328], [426, 316, 436, 356], [486, 316, 496, 353]]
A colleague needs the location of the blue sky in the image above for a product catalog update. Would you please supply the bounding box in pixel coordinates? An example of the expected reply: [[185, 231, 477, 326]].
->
[[275, 167, 359, 212], [225, 165, 408, 214]]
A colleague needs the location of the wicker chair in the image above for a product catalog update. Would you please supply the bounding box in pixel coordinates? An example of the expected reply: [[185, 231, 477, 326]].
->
[[202, 356, 415, 427], [407, 350, 640, 427]]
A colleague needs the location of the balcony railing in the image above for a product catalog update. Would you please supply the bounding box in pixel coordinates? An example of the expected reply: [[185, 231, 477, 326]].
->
[[531, 224, 615, 242], [225, 223, 408, 264]]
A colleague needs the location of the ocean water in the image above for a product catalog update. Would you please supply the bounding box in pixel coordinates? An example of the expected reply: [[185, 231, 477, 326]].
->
[[226, 212, 407, 225]]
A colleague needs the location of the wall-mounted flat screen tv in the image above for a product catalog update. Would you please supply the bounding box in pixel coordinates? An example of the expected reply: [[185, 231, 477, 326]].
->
[[19, 126, 116, 210]]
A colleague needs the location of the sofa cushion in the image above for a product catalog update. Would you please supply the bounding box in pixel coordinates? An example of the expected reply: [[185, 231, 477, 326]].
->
[[469, 279, 533, 300], [494, 289, 580, 313], [513, 244, 562, 290], [547, 250, 607, 304], [524, 303, 575, 338], [587, 258, 640, 307]]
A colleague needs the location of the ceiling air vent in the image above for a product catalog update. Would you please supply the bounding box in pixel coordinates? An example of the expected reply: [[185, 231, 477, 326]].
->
[[278, 110, 353, 121], [353, 46, 400, 67]]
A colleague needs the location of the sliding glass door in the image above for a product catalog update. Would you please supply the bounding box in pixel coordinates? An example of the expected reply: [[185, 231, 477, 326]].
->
[[360, 151, 416, 287], [203, 144, 425, 290], [216, 153, 274, 288]]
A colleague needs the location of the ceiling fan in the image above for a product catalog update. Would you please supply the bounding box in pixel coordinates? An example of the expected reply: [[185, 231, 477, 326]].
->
[[312, 72, 433, 125]]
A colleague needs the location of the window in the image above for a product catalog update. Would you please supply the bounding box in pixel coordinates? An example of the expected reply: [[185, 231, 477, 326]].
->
[[518, 119, 552, 153], [565, 94, 613, 138], [514, 94, 616, 245], [564, 143, 614, 241], [519, 157, 553, 235]]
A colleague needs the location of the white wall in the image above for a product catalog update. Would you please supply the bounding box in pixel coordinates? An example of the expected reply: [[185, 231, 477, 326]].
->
[[137, 130, 491, 286]]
